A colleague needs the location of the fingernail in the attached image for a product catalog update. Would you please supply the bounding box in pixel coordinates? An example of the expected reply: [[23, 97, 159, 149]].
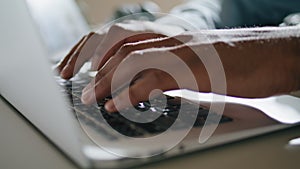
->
[[60, 66, 70, 79]]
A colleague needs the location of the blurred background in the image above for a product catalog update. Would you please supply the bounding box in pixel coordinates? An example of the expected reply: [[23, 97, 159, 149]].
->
[[25, 0, 184, 59], [75, 0, 183, 28]]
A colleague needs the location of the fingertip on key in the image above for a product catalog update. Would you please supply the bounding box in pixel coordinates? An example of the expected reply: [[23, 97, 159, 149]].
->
[[105, 101, 116, 113], [60, 66, 73, 80]]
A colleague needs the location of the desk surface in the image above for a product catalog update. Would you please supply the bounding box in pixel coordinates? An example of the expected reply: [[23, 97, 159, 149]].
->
[[0, 97, 300, 169]]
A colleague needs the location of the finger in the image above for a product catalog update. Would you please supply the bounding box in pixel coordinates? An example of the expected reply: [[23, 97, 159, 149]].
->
[[81, 67, 117, 105], [60, 32, 102, 79], [114, 34, 193, 60], [81, 61, 142, 105], [91, 30, 166, 70], [105, 70, 177, 112], [87, 34, 191, 89], [82, 54, 138, 101], [82, 46, 186, 105], [56, 34, 87, 73], [82, 56, 121, 94], [59, 32, 95, 79]]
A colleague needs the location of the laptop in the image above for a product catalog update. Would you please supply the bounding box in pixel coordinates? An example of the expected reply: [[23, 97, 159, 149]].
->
[[1, 0, 300, 168]]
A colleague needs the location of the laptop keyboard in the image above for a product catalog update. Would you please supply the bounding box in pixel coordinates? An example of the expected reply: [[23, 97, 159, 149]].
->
[[56, 76, 232, 140]]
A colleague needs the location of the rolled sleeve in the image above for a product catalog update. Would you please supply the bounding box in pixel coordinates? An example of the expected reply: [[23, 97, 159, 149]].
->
[[156, 0, 300, 30]]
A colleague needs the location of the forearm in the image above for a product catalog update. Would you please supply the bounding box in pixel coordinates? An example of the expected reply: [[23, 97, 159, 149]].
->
[[211, 27, 300, 97]]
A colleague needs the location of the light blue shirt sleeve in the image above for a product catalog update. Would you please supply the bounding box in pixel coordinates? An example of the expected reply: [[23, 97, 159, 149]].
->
[[156, 0, 300, 30]]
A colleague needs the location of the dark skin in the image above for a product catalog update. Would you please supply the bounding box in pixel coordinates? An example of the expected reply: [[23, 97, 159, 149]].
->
[[57, 24, 300, 112]]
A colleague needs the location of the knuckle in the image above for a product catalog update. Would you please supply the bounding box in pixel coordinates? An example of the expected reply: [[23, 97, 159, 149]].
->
[[82, 35, 87, 39], [109, 24, 123, 33], [125, 51, 147, 67], [87, 32, 95, 37], [123, 50, 154, 68], [125, 52, 140, 63], [119, 43, 135, 56]]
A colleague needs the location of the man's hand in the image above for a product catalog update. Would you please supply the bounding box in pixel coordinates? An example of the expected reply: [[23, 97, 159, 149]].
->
[[79, 27, 300, 112], [80, 35, 208, 112], [57, 24, 300, 113]]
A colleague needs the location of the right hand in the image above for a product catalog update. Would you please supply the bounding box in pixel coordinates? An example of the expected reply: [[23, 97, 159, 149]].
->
[[56, 20, 185, 79]]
